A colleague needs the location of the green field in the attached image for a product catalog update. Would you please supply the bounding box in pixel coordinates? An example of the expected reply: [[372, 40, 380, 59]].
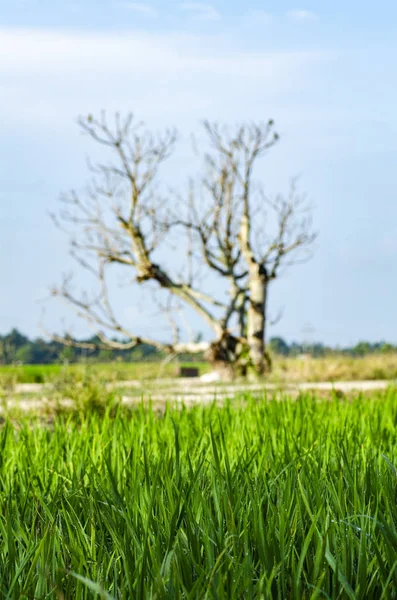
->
[[1, 390, 397, 598], [0, 362, 210, 384], [2, 353, 397, 385]]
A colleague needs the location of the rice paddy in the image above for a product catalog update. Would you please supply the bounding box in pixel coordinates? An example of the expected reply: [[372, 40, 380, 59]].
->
[[1, 389, 397, 598], [2, 351, 397, 385]]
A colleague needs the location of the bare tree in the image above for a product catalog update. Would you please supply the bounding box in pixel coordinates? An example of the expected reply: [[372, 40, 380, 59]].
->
[[50, 113, 316, 378]]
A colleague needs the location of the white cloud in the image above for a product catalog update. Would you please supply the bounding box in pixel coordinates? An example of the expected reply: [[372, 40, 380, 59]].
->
[[180, 2, 221, 21], [0, 28, 323, 79], [287, 9, 317, 21], [0, 28, 327, 135], [119, 2, 158, 17]]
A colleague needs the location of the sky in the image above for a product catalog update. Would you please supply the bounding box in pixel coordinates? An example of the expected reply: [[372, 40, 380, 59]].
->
[[1, 0, 397, 346]]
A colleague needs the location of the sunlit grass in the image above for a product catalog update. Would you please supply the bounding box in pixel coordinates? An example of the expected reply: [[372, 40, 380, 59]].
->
[[271, 353, 397, 383], [2, 353, 397, 386], [0, 361, 210, 385], [1, 390, 397, 597]]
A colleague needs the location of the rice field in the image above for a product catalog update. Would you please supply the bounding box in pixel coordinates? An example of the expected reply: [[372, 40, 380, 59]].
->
[[0, 362, 210, 385], [1, 390, 397, 598], [1, 352, 397, 385]]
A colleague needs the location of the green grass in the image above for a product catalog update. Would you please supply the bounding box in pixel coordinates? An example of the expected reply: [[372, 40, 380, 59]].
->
[[1, 391, 397, 597], [0, 363, 63, 384], [0, 361, 210, 384], [3, 352, 397, 385]]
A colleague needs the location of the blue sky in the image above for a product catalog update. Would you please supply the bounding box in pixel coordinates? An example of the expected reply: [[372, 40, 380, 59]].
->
[[1, 0, 397, 345]]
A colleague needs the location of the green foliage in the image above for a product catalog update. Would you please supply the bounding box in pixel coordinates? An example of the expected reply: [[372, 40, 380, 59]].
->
[[49, 368, 121, 415], [1, 391, 397, 597], [269, 336, 290, 356], [1, 329, 396, 369], [0, 329, 167, 366], [14, 344, 35, 364], [0, 373, 15, 403]]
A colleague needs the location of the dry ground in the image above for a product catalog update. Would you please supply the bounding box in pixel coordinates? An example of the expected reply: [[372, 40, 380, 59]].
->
[[0, 377, 393, 416]]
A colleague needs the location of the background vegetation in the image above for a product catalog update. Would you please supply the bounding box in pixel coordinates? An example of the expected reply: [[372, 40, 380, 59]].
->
[[2, 354, 397, 386], [1, 329, 396, 367]]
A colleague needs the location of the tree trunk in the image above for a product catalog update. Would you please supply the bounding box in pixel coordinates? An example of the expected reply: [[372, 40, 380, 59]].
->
[[247, 266, 268, 376], [205, 333, 242, 381]]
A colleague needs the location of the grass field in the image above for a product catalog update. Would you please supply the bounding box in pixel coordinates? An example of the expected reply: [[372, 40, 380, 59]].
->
[[1, 353, 397, 385], [1, 390, 397, 598], [0, 362, 211, 385], [272, 354, 397, 384]]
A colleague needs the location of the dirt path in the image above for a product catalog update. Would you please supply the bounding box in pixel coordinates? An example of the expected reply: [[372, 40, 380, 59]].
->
[[2, 378, 394, 415], [13, 378, 394, 396]]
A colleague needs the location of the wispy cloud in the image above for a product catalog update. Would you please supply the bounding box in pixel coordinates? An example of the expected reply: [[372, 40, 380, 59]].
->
[[0, 28, 325, 130], [180, 3, 221, 21], [119, 2, 158, 17], [287, 9, 317, 21]]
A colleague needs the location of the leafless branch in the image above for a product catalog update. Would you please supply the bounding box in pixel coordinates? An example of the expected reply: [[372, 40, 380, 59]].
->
[[50, 114, 315, 376]]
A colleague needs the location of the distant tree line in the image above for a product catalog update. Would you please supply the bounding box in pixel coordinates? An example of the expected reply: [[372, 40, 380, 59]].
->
[[267, 338, 397, 358], [0, 329, 396, 366], [0, 329, 163, 365]]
